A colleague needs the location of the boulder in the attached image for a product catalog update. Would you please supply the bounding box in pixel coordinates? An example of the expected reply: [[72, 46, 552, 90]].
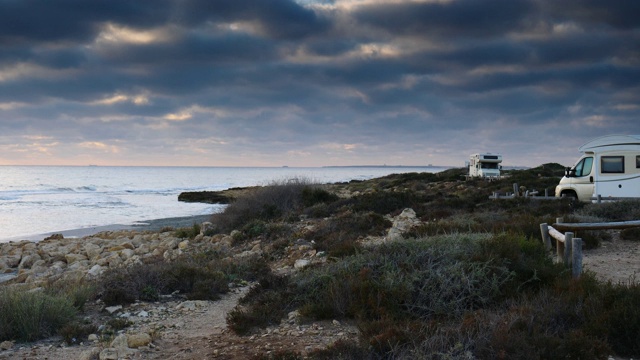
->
[[65, 253, 88, 264], [84, 243, 103, 259], [99, 348, 119, 360], [79, 347, 101, 360], [386, 208, 421, 242], [127, 333, 152, 348]]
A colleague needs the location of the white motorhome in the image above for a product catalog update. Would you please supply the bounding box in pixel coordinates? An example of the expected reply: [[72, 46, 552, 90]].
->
[[555, 135, 640, 201], [468, 153, 502, 178]]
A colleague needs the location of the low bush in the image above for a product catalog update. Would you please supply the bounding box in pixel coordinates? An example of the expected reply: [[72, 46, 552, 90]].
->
[[212, 178, 327, 232], [620, 227, 640, 241], [576, 199, 640, 222], [174, 223, 201, 239], [309, 211, 391, 257], [227, 272, 291, 335], [0, 287, 77, 342], [99, 253, 269, 306], [59, 321, 98, 345]]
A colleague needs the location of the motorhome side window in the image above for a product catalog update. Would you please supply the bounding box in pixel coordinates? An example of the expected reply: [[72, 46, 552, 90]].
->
[[601, 156, 624, 173], [636, 155, 640, 169], [574, 157, 593, 177]]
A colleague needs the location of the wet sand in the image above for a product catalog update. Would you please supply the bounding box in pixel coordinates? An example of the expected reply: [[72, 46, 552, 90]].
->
[[2, 214, 212, 243]]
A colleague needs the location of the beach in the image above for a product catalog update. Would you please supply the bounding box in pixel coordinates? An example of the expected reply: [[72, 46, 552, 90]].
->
[[3, 214, 213, 243]]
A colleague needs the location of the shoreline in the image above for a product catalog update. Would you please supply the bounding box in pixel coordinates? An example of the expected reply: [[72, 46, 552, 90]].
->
[[1, 214, 212, 243]]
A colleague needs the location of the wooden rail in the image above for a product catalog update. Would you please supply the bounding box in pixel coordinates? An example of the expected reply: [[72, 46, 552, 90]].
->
[[539, 223, 582, 278]]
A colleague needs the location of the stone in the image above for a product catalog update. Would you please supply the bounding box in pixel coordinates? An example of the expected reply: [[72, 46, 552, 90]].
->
[[110, 333, 129, 349], [99, 348, 119, 360], [105, 305, 123, 314], [0, 340, 13, 350], [88, 334, 99, 342], [386, 208, 421, 242], [84, 243, 103, 259], [178, 240, 189, 250], [294, 259, 311, 269], [87, 265, 104, 277], [18, 254, 41, 269], [79, 347, 101, 360], [65, 253, 88, 264], [127, 333, 152, 348]]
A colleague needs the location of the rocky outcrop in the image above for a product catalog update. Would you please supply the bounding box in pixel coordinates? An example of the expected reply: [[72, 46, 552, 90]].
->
[[386, 208, 422, 242], [177, 186, 257, 204]]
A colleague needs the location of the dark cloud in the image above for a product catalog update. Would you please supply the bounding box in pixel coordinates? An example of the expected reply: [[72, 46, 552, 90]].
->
[[353, 0, 534, 38], [0, 0, 172, 44], [0, 0, 639, 166]]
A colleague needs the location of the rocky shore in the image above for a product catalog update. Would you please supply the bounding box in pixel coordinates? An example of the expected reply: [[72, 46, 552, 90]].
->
[[0, 213, 373, 359]]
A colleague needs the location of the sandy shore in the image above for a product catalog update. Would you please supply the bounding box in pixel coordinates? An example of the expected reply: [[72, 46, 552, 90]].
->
[[1, 214, 212, 243]]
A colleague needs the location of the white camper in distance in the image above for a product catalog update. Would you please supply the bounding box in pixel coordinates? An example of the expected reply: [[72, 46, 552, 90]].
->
[[555, 134, 640, 202], [468, 153, 502, 178]]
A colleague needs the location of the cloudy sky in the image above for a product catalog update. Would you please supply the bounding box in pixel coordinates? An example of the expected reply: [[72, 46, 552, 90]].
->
[[0, 0, 638, 167]]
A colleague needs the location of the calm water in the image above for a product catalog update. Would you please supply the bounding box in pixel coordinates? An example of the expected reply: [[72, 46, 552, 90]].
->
[[0, 166, 444, 242]]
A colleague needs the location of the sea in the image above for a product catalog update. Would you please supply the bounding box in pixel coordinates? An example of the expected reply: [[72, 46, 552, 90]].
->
[[0, 166, 445, 242]]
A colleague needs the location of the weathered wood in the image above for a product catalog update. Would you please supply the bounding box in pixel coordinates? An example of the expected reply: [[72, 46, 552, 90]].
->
[[548, 226, 565, 242], [564, 232, 573, 266], [513, 183, 519, 197], [572, 238, 583, 278], [540, 223, 552, 250], [553, 220, 640, 231]]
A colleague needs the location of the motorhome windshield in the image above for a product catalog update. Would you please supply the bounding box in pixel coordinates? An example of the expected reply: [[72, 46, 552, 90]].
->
[[480, 163, 499, 169], [574, 157, 593, 177]]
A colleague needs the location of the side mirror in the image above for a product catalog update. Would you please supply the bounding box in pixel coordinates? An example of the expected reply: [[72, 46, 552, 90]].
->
[[565, 167, 575, 177]]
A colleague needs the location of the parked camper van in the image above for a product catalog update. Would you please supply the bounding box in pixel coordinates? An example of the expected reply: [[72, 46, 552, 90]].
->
[[555, 135, 640, 201], [468, 153, 502, 178]]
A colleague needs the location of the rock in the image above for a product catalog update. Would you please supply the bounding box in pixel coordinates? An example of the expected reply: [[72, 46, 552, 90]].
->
[[99, 348, 119, 360], [294, 259, 311, 269], [178, 240, 189, 250], [84, 243, 103, 259], [44, 233, 64, 241], [18, 254, 41, 269], [87, 265, 104, 277], [0, 340, 13, 350], [79, 347, 101, 360], [386, 208, 421, 242], [200, 222, 216, 235], [65, 253, 88, 264], [105, 305, 123, 314], [176, 300, 208, 311], [88, 334, 99, 342], [127, 333, 152, 348], [110, 333, 129, 349]]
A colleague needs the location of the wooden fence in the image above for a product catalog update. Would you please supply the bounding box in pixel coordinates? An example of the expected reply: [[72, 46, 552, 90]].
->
[[540, 217, 640, 278], [539, 221, 583, 278]]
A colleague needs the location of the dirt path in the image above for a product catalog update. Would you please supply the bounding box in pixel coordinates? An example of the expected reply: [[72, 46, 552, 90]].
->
[[582, 233, 640, 284]]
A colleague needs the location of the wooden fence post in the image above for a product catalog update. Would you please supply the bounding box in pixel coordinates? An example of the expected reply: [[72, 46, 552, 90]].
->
[[540, 223, 552, 250], [513, 183, 519, 197], [563, 232, 573, 266], [572, 238, 583, 278]]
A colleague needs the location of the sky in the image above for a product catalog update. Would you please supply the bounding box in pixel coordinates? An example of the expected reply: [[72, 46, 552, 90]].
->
[[0, 0, 639, 168]]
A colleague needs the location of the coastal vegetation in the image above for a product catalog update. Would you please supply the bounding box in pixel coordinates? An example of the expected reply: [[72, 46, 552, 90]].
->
[[2, 163, 640, 358]]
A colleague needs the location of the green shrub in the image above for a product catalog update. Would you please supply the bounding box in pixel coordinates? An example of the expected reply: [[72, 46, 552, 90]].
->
[[59, 321, 98, 345], [174, 223, 201, 239], [310, 211, 390, 257], [620, 227, 640, 241], [301, 187, 339, 207], [0, 288, 77, 342], [576, 199, 640, 222], [228, 272, 291, 335], [212, 178, 322, 232], [45, 278, 96, 312], [106, 318, 132, 332]]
